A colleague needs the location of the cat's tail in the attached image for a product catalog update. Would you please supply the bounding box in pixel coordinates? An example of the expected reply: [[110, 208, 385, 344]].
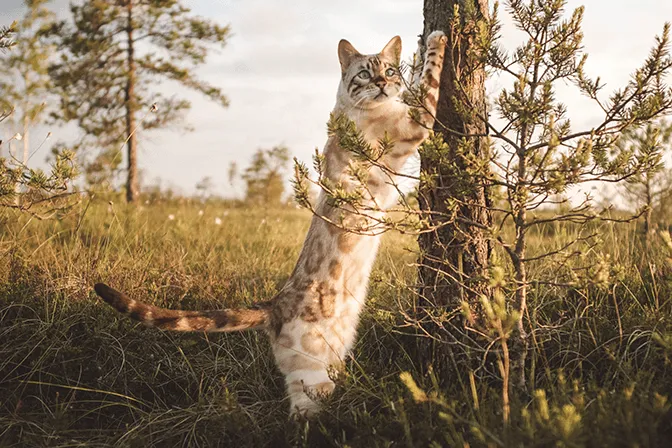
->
[[94, 283, 269, 332]]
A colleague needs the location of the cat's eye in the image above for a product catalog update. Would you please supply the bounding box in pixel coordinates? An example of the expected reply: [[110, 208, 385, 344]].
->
[[385, 68, 396, 77], [357, 70, 371, 79]]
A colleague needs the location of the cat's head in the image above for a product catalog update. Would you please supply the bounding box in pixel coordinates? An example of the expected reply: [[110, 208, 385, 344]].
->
[[337, 36, 403, 108]]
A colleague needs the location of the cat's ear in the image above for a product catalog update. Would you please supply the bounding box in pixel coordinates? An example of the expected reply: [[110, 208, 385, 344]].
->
[[338, 39, 362, 72], [380, 36, 402, 64]]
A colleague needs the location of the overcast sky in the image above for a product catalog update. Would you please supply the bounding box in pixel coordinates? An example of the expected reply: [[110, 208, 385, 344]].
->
[[1, 0, 671, 197]]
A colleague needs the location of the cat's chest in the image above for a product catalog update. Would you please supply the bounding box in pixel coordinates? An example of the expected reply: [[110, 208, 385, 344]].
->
[[351, 105, 408, 144]]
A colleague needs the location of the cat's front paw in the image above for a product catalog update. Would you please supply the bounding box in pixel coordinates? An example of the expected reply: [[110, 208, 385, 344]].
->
[[427, 30, 447, 47]]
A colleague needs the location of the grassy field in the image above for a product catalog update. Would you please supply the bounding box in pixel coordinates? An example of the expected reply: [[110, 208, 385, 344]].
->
[[1, 197, 672, 447]]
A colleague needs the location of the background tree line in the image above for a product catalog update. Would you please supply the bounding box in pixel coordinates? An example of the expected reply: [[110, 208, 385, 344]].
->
[[1, 0, 230, 205], [1, 0, 294, 209]]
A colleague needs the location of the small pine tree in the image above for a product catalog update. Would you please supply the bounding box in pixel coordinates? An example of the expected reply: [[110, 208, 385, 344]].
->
[[481, 2, 671, 388]]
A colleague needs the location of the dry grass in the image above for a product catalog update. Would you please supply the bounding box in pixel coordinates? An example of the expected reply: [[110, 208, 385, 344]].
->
[[1, 195, 671, 447]]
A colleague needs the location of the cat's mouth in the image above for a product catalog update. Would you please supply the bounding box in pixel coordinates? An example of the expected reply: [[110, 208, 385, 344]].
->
[[375, 90, 388, 99]]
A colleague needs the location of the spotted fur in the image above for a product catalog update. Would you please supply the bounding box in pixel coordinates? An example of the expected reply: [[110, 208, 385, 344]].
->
[[94, 31, 447, 417]]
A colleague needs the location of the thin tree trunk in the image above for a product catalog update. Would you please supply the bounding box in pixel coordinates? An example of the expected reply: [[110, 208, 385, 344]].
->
[[8, 104, 23, 205], [645, 177, 653, 240], [125, 0, 139, 203], [22, 113, 29, 166], [418, 0, 492, 310], [512, 208, 528, 390], [19, 115, 30, 205]]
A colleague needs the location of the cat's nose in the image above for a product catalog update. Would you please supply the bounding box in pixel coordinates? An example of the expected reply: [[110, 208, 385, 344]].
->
[[373, 77, 386, 89]]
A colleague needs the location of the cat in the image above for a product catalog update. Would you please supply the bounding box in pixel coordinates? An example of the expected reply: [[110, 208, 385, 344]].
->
[[94, 30, 447, 417]]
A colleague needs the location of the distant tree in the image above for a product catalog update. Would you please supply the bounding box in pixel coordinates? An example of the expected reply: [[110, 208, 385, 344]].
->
[[617, 120, 672, 237], [227, 161, 237, 187], [195, 175, 214, 199], [0, 0, 54, 166], [243, 146, 290, 206], [46, 0, 230, 203]]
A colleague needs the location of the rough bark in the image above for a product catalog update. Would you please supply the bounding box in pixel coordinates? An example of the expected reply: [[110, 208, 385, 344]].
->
[[418, 0, 492, 310], [125, 0, 139, 203]]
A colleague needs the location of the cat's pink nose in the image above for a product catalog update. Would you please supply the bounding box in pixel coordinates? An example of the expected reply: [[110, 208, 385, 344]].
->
[[372, 76, 386, 89]]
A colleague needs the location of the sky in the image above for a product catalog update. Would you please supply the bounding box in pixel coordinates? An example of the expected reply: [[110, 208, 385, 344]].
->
[[1, 0, 671, 197]]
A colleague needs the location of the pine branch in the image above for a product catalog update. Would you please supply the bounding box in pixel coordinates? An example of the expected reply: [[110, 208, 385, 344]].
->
[[0, 22, 17, 51]]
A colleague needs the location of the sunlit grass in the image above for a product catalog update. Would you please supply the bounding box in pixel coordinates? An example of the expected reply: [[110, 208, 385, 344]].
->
[[1, 196, 671, 446]]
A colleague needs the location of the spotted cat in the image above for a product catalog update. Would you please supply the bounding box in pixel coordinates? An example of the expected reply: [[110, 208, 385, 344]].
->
[[95, 30, 447, 417]]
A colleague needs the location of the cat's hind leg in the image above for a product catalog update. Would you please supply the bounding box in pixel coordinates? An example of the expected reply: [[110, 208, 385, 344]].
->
[[272, 326, 338, 417], [285, 366, 335, 417]]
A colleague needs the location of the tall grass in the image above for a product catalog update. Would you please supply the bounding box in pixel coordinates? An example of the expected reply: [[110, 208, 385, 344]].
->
[[1, 196, 671, 446]]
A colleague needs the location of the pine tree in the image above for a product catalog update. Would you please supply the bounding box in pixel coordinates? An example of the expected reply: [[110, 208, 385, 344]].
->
[[0, 0, 54, 165], [469, 1, 671, 390], [46, 0, 230, 202], [0, 23, 16, 52]]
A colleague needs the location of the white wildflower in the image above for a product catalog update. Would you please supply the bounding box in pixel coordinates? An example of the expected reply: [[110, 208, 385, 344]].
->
[[168, 214, 175, 221], [214, 217, 222, 225]]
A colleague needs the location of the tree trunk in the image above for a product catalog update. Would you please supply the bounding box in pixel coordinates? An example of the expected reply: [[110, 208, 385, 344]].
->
[[22, 112, 30, 166], [512, 209, 528, 390], [645, 176, 653, 240], [418, 0, 492, 310], [124, 0, 139, 203], [20, 113, 30, 206]]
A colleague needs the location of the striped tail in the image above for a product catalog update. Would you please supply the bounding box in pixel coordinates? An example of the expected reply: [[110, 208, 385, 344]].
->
[[94, 283, 269, 332]]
